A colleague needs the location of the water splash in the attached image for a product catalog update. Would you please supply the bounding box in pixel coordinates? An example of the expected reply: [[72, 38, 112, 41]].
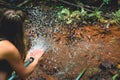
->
[[28, 36, 51, 53]]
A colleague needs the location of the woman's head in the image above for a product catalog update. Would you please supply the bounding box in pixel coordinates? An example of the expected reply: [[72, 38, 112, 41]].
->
[[0, 10, 25, 38], [0, 9, 26, 60]]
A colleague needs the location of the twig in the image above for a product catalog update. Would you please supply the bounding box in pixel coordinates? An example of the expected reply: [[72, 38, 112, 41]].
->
[[17, 0, 30, 7], [0, 0, 32, 9], [0, 0, 11, 8], [58, 0, 96, 12], [0, 0, 22, 9]]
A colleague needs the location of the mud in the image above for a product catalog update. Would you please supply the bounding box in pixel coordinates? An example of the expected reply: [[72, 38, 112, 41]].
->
[[26, 23, 120, 80], [23, 2, 120, 80]]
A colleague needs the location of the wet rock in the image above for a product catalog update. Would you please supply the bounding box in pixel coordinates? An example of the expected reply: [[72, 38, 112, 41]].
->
[[40, 77, 46, 80], [99, 61, 115, 70]]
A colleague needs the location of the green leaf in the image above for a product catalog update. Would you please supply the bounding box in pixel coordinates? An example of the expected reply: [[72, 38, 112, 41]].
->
[[57, 8, 70, 20], [103, 0, 110, 4], [66, 19, 73, 24]]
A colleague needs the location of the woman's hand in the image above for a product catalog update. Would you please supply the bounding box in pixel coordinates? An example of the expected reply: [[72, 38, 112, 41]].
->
[[25, 49, 44, 62]]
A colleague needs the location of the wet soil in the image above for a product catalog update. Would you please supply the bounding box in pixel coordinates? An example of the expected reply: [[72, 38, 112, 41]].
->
[[23, 2, 120, 80], [26, 24, 120, 80]]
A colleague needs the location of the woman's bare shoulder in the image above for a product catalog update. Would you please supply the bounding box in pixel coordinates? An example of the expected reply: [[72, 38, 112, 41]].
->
[[0, 40, 19, 59]]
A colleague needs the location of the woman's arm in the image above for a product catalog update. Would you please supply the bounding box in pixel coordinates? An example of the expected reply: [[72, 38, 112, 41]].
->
[[2, 41, 44, 79]]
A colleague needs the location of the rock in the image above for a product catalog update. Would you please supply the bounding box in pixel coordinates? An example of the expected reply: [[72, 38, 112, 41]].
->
[[99, 61, 114, 70]]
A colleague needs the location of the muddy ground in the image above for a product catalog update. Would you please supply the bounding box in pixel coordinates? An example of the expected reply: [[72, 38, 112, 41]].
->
[[26, 24, 120, 80], [24, 2, 120, 80]]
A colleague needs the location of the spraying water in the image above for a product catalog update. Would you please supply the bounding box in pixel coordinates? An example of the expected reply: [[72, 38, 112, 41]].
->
[[28, 35, 51, 53], [24, 6, 58, 54], [24, 5, 81, 80]]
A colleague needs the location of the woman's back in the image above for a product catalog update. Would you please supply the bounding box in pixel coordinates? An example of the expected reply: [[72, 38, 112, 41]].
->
[[0, 40, 10, 80], [0, 39, 16, 80]]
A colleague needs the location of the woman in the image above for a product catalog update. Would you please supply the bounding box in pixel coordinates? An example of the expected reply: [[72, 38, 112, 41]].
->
[[0, 9, 44, 80]]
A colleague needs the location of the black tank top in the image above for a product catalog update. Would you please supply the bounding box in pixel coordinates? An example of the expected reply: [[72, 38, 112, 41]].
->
[[0, 38, 13, 75]]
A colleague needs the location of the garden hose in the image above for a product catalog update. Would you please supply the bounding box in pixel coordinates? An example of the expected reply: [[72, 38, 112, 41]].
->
[[8, 57, 34, 80]]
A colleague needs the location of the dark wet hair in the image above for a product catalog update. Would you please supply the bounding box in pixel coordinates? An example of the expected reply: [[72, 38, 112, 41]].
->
[[0, 9, 26, 60]]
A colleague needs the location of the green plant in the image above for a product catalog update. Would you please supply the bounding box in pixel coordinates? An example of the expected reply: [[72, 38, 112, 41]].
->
[[57, 2, 120, 25], [57, 8, 70, 20], [98, 0, 110, 10], [76, 68, 86, 80], [111, 9, 120, 24], [103, 0, 110, 4], [57, 8, 87, 24], [88, 10, 103, 22], [55, 5, 64, 9]]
